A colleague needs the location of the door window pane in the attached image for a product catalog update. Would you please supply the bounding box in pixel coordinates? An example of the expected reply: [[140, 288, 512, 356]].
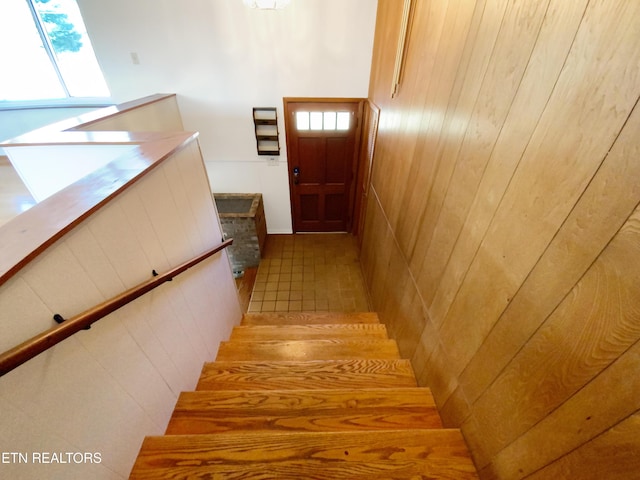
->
[[323, 111, 336, 130], [296, 111, 310, 130], [337, 112, 350, 130], [310, 112, 323, 130]]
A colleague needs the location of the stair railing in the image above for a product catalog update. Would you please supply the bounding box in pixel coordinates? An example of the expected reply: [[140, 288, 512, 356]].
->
[[0, 238, 233, 377]]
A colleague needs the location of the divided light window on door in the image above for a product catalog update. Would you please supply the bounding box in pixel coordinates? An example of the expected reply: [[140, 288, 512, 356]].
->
[[295, 111, 350, 131]]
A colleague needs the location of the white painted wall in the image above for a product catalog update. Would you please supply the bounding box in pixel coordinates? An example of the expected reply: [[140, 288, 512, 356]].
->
[[0, 140, 241, 479], [77, 0, 378, 233]]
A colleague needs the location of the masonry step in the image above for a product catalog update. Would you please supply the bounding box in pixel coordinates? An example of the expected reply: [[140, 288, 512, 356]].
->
[[230, 323, 389, 341], [129, 429, 479, 479], [196, 359, 418, 391], [165, 387, 443, 434], [241, 311, 380, 325], [216, 339, 400, 361]]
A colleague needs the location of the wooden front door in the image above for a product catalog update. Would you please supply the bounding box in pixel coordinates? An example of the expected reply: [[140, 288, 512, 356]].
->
[[284, 99, 362, 232]]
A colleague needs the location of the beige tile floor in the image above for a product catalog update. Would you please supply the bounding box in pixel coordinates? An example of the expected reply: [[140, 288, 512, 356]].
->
[[248, 234, 371, 313]]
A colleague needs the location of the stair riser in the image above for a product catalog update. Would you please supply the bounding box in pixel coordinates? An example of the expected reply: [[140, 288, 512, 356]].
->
[[197, 360, 418, 391], [167, 411, 443, 434], [216, 339, 400, 362], [230, 324, 388, 341], [241, 312, 380, 325], [171, 388, 437, 411]]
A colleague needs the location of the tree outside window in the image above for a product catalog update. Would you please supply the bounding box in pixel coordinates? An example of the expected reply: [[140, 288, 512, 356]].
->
[[0, 0, 110, 102]]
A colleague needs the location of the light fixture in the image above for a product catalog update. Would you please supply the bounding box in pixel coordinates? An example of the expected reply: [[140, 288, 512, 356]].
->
[[243, 0, 291, 9]]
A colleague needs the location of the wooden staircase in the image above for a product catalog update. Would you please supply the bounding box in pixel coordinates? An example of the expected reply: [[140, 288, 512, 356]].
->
[[129, 312, 479, 479]]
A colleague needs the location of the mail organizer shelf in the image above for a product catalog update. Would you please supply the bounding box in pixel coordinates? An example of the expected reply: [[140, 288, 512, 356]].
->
[[252, 107, 280, 156]]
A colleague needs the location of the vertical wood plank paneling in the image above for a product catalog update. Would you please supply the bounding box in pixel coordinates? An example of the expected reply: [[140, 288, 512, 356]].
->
[[486, 338, 640, 479], [414, 0, 551, 312], [407, 0, 508, 275], [411, 311, 440, 385], [396, 0, 478, 258], [367, 0, 402, 105], [460, 98, 640, 405], [363, 0, 640, 478], [469, 207, 640, 467], [437, 0, 640, 385], [429, 0, 590, 331], [378, 0, 449, 231], [526, 412, 640, 480], [360, 189, 394, 304]]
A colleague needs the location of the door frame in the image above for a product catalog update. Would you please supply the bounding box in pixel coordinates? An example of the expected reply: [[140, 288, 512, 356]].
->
[[283, 97, 365, 233], [353, 99, 380, 246]]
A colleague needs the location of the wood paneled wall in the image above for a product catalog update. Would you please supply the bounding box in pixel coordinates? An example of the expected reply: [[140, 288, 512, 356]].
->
[[361, 1, 640, 478]]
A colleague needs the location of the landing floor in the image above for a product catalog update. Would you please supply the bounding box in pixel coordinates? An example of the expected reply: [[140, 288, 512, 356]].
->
[[241, 234, 371, 314]]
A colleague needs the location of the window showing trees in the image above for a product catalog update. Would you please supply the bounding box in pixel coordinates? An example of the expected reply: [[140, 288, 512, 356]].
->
[[0, 0, 110, 102]]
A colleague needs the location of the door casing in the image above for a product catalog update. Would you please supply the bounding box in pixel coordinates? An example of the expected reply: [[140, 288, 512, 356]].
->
[[283, 97, 365, 233]]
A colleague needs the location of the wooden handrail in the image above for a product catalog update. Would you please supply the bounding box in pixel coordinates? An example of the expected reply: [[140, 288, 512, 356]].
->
[[0, 238, 233, 377]]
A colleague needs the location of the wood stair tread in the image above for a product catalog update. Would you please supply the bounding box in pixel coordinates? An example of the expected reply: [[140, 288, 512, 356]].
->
[[241, 311, 380, 325], [130, 429, 479, 479], [230, 323, 389, 341], [129, 311, 480, 479], [216, 338, 400, 361], [166, 387, 443, 434], [196, 359, 418, 390]]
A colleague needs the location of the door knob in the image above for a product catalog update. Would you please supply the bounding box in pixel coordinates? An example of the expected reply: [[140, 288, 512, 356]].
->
[[293, 166, 300, 185]]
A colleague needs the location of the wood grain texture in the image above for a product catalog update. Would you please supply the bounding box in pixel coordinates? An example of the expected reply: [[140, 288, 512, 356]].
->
[[166, 388, 442, 434], [394, 0, 478, 259], [469, 207, 640, 467], [526, 412, 640, 480], [427, 0, 589, 325], [130, 430, 478, 480], [361, 0, 640, 478], [437, 0, 640, 382], [404, 0, 509, 274], [414, 0, 551, 309], [230, 323, 388, 341], [242, 312, 380, 325], [215, 339, 400, 362], [196, 359, 417, 391], [459, 93, 640, 406], [484, 338, 640, 479]]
